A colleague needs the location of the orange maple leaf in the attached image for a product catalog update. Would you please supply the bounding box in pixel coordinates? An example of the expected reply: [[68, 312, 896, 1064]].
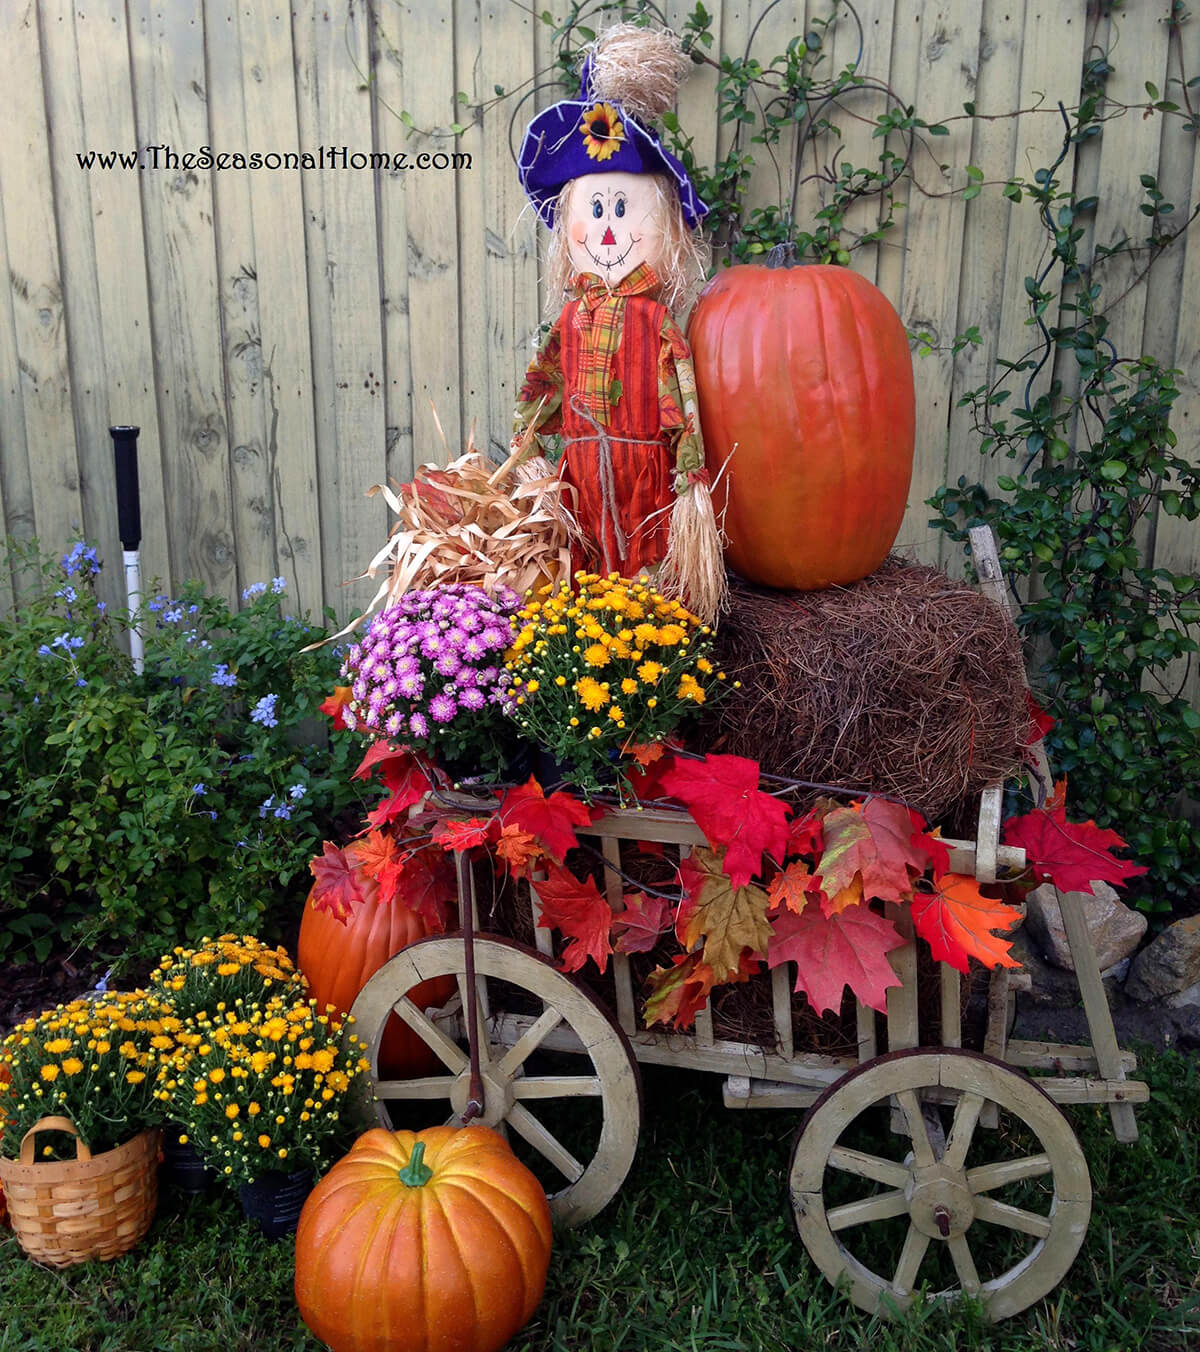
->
[[626, 741, 666, 768], [766, 861, 819, 915], [495, 824, 542, 874], [910, 873, 1023, 973]]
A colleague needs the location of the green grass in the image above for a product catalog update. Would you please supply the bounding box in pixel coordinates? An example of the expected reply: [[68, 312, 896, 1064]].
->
[[3, 1050, 1199, 1351]]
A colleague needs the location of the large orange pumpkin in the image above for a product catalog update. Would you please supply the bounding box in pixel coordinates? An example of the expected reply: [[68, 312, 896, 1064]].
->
[[687, 261, 915, 590], [294, 1125, 553, 1352], [297, 868, 455, 1079]]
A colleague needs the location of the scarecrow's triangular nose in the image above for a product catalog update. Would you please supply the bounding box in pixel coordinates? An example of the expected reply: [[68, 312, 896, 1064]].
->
[[600, 226, 617, 247]]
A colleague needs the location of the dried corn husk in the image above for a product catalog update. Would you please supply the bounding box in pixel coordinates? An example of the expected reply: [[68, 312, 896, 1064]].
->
[[316, 435, 579, 645]]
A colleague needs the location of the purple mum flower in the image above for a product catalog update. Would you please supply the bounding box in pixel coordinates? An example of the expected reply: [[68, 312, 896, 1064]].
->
[[409, 711, 429, 738], [429, 692, 457, 723], [459, 686, 486, 711]]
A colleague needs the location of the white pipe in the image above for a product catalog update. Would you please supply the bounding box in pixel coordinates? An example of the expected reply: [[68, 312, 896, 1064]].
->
[[122, 548, 144, 674]]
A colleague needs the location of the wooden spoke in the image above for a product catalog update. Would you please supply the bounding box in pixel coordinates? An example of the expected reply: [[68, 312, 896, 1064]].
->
[[455, 972, 492, 1066], [972, 1196, 1052, 1238], [827, 1146, 911, 1189], [392, 997, 469, 1073], [493, 1005, 564, 1081], [373, 1075, 456, 1100], [350, 936, 641, 1226], [967, 1153, 1053, 1193], [511, 1075, 603, 1099], [896, 1089, 936, 1167], [947, 1234, 982, 1294], [827, 1190, 910, 1231], [506, 1103, 585, 1183], [891, 1224, 931, 1295], [789, 1050, 1093, 1322], [942, 1091, 985, 1172]]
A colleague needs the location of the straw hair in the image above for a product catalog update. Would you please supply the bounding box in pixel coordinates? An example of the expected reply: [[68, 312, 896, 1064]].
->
[[585, 22, 693, 121], [543, 174, 709, 315], [657, 479, 728, 627]]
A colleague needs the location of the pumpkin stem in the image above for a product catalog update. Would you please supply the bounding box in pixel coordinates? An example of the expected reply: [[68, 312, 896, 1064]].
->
[[398, 1141, 434, 1188], [765, 241, 799, 269]]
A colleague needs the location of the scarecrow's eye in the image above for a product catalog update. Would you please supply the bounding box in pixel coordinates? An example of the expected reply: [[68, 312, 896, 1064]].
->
[[614, 198, 626, 218], [592, 200, 603, 219]]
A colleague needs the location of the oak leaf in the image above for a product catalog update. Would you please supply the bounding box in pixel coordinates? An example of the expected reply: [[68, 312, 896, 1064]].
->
[[676, 847, 773, 982], [909, 873, 1023, 973], [767, 903, 906, 1017], [1001, 806, 1148, 895], [499, 777, 596, 862], [308, 842, 364, 923], [533, 862, 613, 974], [610, 892, 673, 954], [658, 754, 790, 887]]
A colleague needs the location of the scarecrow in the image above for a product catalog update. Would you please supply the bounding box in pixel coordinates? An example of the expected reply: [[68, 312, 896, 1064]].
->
[[513, 24, 727, 623]]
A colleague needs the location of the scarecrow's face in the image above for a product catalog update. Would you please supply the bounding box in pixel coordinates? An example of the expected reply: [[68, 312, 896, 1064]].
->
[[565, 172, 667, 286]]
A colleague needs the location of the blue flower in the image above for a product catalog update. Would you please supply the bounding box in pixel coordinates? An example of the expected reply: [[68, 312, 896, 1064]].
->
[[164, 607, 184, 624], [272, 803, 293, 820], [242, 581, 268, 602], [37, 644, 51, 657], [51, 633, 85, 652], [210, 663, 237, 688], [55, 585, 78, 603], [271, 576, 287, 594], [75, 678, 88, 688], [188, 604, 199, 614], [62, 542, 100, 577], [147, 594, 169, 613], [192, 783, 207, 796], [250, 693, 279, 728], [258, 796, 275, 818], [96, 601, 106, 616], [288, 783, 307, 800]]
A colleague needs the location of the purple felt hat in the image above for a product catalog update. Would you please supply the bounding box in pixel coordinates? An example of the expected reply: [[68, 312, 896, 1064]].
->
[[517, 58, 708, 231]]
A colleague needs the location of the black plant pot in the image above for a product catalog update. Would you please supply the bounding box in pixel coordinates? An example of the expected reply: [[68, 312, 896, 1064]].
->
[[161, 1125, 218, 1195], [237, 1168, 314, 1239]]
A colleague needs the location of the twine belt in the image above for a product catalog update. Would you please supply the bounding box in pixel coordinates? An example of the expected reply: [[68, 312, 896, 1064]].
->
[[564, 395, 665, 570]]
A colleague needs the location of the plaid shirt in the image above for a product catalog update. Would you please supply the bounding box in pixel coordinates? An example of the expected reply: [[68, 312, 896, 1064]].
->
[[515, 264, 703, 485]]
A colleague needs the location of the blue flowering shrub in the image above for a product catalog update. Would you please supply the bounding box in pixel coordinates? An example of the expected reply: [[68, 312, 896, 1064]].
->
[[0, 541, 368, 965]]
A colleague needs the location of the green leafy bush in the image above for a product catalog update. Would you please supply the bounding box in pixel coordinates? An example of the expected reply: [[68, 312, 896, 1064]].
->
[[0, 541, 369, 965]]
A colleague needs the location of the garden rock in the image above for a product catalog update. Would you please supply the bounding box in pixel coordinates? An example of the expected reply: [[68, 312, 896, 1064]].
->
[[1125, 915, 1200, 1003], [1023, 882, 1147, 973]]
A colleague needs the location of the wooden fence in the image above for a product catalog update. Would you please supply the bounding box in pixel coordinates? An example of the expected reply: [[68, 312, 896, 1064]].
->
[[1, 0, 1197, 697]]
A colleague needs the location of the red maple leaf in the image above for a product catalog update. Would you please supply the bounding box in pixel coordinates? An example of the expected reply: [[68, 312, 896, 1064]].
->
[[319, 686, 353, 730], [910, 873, 1023, 973], [816, 798, 926, 903], [610, 892, 673, 954], [533, 862, 612, 973], [392, 843, 456, 931], [785, 806, 826, 860], [1002, 805, 1148, 895], [499, 778, 596, 862], [495, 824, 543, 875], [1023, 690, 1055, 744], [767, 903, 906, 1017], [308, 842, 364, 923], [643, 952, 717, 1029], [658, 754, 790, 888], [432, 817, 498, 853]]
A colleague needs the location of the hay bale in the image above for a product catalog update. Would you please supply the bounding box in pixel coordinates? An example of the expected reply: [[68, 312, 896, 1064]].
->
[[700, 559, 1029, 820]]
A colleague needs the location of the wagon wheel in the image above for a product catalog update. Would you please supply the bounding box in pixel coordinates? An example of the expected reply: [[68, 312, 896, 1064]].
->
[[348, 934, 641, 1226], [789, 1048, 1091, 1322]]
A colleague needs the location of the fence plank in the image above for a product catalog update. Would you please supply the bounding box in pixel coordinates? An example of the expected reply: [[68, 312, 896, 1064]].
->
[[128, 0, 235, 601], [2, 1, 84, 557]]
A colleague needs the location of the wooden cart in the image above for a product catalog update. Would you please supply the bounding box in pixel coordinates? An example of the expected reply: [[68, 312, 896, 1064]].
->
[[348, 529, 1149, 1321]]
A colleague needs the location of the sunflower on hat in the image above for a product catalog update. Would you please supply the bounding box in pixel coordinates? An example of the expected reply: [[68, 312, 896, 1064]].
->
[[580, 102, 625, 161]]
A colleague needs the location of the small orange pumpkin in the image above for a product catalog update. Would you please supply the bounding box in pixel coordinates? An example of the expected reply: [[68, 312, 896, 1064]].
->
[[294, 1125, 553, 1352], [297, 863, 456, 1079]]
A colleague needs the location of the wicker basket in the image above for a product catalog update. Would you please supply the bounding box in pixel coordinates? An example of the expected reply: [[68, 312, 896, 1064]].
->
[[0, 1116, 160, 1267]]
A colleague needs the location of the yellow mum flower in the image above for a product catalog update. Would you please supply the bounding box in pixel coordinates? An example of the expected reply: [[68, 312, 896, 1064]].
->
[[634, 623, 660, 646], [583, 643, 609, 667], [61, 1058, 84, 1076], [126, 1070, 146, 1084], [44, 1038, 72, 1054], [225, 1103, 240, 1119], [208, 1067, 226, 1083], [696, 657, 714, 674], [658, 623, 687, 646], [620, 678, 639, 695], [216, 962, 240, 976], [637, 661, 663, 684], [40, 1065, 59, 1081], [258, 1134, 271, 1148], [576, 677, 609, 711], [607, 704, 625, 722], [191, 952, 216, 967], [248, 1102, 261, 1116]]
